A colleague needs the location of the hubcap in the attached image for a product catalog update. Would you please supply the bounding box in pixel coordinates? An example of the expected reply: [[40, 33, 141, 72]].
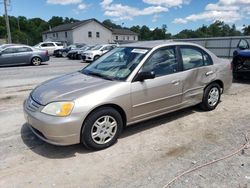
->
[[33, 58, 41, 65], [208, 87, 219, 106], [91, 116, 117, 145]]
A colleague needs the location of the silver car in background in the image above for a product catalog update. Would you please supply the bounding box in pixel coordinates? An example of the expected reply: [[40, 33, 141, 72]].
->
[[0, 45, 49, 66], [23, 41, 232, 150]]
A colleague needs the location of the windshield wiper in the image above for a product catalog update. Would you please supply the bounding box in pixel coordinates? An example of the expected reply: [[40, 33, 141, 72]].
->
[[85, 71, 114, 81]]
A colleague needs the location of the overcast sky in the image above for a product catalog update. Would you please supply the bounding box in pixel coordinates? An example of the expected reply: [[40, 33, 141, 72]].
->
[[1, 0, 250, 34]]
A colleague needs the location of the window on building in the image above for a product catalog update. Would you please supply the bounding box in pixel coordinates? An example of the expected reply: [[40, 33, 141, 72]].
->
[[65, 32, 68, 38], [116, 36, 118, 40], [123, 36, 125, 40], [134, 36, 136, 40], [56, 33, 58, 38], [88, 31, 92, 38], [127, 36, 129, 40], [53, 33, 55, 37], [96, 32, 100, 38], [45, 34, 47, 39]]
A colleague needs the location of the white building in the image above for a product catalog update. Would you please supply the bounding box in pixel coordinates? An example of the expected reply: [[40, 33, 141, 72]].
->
[[42, 19, 138, 45]]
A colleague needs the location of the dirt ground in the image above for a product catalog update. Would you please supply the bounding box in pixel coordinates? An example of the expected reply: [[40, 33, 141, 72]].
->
[[0, 58, 250, 188]]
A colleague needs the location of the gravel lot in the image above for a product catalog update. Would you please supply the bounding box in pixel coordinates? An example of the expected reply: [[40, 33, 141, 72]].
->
[[0, 57, 250, 188]]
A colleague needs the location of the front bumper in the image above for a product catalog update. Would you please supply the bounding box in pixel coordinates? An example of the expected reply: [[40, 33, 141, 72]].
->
[[82, 54, 94, 61], [23, 98, 82, 146]]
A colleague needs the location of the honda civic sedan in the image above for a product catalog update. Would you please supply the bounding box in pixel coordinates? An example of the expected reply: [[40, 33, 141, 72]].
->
[[23, 41, 232, 150]]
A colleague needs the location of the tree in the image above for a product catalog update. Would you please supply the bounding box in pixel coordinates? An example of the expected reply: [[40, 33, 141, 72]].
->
[[243, 25, 250, 35]]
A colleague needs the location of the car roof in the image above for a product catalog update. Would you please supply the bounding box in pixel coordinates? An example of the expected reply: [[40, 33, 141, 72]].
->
[[121, 40, 201, 49]]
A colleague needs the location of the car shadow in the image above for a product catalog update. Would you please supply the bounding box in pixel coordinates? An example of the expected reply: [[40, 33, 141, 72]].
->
[[121, 106, 197, 138], [0, 63, 48, 68], [21, 124, 91, 159], [233, 78, 250, 84], [21, 106, 199, 159]]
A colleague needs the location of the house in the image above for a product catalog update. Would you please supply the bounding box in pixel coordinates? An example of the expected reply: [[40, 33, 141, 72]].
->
[[42, 18, 138, 45]]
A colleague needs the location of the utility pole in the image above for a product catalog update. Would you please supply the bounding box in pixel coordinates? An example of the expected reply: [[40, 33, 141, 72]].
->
[[4, 0, 12, 43]]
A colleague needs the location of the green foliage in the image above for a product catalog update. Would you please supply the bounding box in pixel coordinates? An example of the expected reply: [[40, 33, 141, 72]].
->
[[0, 15, 248, 45]]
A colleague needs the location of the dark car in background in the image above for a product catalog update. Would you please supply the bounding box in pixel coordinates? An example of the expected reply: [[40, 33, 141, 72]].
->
[[0, 45, 49, 66], [232, 39, 250, 79], [53, 43, 85, 57], [67, 45, 94, 60]]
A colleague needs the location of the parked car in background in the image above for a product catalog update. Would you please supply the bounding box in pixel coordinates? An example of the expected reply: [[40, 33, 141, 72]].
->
[[67, 45, 93, 60], [23, 41, 232, 150], [53, 43, 85, 57], [232, 39, 250, 79], [82, 44, 117, 62], [0, 45, 49, 66], [34, 42, 64, 55]]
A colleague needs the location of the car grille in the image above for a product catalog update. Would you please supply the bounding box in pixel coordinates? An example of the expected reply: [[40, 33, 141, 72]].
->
[[26, 96, 41, 112]]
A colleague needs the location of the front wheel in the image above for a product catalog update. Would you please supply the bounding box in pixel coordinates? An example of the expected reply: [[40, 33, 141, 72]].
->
[[81, 107, 123, 150], [200, 83, 221, 111], [31, 57, 41, 66], [94, 55, 100, 61]]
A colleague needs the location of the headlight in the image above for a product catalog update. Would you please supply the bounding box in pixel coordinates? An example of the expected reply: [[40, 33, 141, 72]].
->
[[41, 102, 74, 117]]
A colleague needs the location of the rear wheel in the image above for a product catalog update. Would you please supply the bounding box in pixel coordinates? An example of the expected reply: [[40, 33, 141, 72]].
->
[[200, 83, 221, 111], [62, 52, 67, 58], [31, 57, 41, 66], [81, 107, 123, 150]]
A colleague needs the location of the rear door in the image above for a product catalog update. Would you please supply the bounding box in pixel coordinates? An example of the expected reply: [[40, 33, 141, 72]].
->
[[41, 43, 55, 55], [131, 46, 183, 121], [14, 47, 33, 64], [178, 46, 216, 105]]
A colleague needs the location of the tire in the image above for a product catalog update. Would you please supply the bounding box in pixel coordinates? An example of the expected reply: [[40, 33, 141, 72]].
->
[[200, 83, 221, 111], [81, 107, 123, 150], [94, 55, 100, 61], [62, 52, 67, 58], [77, 54, 81, 60], [31, 57, 41, 66]]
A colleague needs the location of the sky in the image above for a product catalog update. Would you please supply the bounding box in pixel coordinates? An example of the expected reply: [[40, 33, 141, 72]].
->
[[1, 0, 250, 34]]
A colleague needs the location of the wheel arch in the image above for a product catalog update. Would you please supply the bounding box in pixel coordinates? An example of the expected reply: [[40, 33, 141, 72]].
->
[[80, 103, 127, 141], [206, 80, 224, 93], [30, 55, 42, 64]]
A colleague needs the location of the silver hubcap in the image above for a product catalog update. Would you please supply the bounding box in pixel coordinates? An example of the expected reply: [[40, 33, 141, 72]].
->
[[91, 116, 117, 145], [33, 58, 41, 65], [208, 87, 219, 106]]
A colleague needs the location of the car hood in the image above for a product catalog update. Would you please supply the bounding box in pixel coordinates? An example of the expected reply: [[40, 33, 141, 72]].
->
[[31, 72, 116, 105], [237, 49, 250, 58]]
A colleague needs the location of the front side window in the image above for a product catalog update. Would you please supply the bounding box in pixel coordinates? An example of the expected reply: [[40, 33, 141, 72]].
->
[[81, 47, 150, 81], [2, 48, 16, 54], [238, 39, 249, 50], [141, 47, 178, 77]]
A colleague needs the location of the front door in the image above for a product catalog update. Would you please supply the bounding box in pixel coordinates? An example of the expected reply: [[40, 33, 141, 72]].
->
[[131, 47, 183, 121]]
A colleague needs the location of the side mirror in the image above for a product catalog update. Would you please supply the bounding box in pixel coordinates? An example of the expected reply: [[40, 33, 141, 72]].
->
[[135, 71, 155, 82]]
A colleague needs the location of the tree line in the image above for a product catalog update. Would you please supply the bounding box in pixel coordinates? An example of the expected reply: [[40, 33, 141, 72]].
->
[[0, 15, 250, 45]]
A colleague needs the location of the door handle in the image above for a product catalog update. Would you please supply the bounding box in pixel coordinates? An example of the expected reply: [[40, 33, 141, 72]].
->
[[171, 80, 180, 85], [205, 71, 214, 76]]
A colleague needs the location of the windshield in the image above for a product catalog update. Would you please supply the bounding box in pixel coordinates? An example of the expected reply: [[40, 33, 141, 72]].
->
[[81, 47, 150, 81], [92, 45, 103, 50]]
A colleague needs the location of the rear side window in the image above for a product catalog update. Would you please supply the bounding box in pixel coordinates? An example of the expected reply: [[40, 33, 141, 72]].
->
[[16, 47, 32, 53], [56, 43, 63, 46], [41, 43, 55, 47], [180, 47, 212, 70]]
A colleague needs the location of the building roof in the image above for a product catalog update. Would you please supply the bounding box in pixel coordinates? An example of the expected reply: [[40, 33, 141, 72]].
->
[[43, 19, 139, 36], [112, 28, 138, 36], [43, 18, 111, 34]]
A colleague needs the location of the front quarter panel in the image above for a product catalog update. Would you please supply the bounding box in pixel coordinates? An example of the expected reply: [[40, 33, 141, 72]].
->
[[73, 81, 132, 127]]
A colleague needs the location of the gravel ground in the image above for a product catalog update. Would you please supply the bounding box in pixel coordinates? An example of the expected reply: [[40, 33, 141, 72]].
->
[[0, 57, 250, 188]]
